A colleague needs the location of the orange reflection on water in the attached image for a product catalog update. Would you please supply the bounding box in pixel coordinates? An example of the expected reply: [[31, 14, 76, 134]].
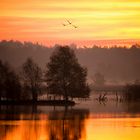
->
[[0, 113, 140, 140], [1, 120, 49, 140], [86, 117, 140, 140], [0, 111, 87, 140]]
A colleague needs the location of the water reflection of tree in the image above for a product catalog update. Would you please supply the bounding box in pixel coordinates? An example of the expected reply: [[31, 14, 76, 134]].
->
[[0, 105, 35, 119], [123, 102, 140, 114], [48, 109, 89, 140], [0, 108, 89, 140]]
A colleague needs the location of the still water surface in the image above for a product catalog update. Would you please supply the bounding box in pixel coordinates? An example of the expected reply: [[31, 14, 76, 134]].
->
[[0, 100, 140, 140]]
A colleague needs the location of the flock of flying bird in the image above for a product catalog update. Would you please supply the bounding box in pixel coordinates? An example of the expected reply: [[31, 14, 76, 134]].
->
[[62, 19, 78, 29]]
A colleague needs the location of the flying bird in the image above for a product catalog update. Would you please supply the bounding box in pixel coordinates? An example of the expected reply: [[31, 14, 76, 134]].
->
[[72, 25, 78, 28], [62, 19, 78, 29], [66, 19, 72, 25], [62, 23, 67, 26]]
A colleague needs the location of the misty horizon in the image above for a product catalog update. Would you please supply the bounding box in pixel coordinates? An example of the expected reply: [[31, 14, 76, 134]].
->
[[0, 40, 140, 85], [0, 39, 140, 48]]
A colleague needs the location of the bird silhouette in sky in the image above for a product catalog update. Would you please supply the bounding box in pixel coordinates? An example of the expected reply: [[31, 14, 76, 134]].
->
[[62, 23, 67, 26], [62, 19, 78, 29], [66, 19, 72, 25], [72, 25, 78, 28]]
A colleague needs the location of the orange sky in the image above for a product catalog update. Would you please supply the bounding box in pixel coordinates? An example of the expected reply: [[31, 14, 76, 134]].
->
[[0, 0, 140, 47]]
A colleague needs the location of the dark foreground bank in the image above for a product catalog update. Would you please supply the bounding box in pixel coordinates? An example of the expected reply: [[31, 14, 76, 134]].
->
[[0, 100, 75, 106]]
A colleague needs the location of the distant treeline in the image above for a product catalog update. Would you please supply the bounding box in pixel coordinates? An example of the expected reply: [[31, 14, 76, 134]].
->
[[0, 40, 140, 84]]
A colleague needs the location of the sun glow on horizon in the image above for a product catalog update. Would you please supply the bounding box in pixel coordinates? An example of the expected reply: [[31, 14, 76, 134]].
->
[[0, 0, 140, 47]]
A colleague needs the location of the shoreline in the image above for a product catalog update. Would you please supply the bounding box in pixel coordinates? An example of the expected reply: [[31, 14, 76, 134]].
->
[[0, 100, 75, 106]]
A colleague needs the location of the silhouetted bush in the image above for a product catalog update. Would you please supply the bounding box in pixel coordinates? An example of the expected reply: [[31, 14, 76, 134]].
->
[[124, 83, 140, 101], [0, 60, 21, 100]]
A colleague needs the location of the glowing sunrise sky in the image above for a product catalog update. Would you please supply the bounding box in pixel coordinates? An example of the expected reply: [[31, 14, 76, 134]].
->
[[0, 0, 140, 47]]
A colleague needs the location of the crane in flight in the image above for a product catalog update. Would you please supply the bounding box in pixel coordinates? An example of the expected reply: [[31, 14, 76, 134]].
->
[[72, 25, 78, 28], [62, 19, 78, 29], [66, 19, 72, 25], [62, 23, 67, 26]]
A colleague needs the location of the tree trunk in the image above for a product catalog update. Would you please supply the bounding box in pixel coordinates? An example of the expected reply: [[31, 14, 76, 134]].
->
[[32, 87, 37, 102], [63, 84, 68, 101], [64, 91, 68, 101]]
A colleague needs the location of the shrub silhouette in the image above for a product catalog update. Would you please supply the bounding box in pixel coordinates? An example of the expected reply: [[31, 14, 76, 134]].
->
[[0, 60, 21, 100]]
